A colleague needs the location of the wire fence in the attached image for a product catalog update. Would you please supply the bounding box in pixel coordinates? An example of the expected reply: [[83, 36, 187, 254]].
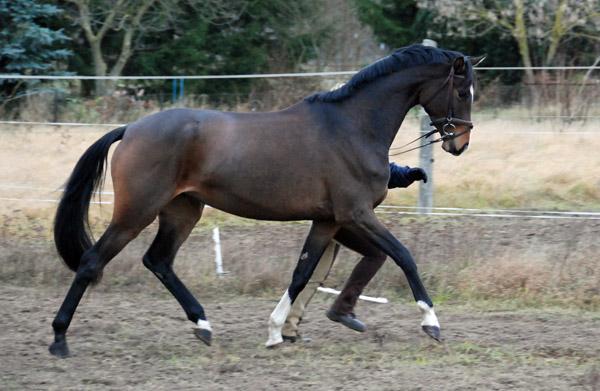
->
[[1, 182, 599, 221], [2, 119, 599, 135], [2, 66, 599, 124], [1, 68, 599, 219], [2, 66, 599, 80]]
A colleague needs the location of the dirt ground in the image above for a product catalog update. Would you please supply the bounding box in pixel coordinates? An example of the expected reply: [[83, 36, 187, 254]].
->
[[1, 282, 599, 391], [1, 206, 600, 391]]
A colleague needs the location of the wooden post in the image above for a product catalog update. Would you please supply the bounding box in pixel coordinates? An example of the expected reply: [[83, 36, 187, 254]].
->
[[418, 39, 437, 214]]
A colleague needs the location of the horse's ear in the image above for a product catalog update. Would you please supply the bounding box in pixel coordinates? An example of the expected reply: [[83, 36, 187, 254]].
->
[[469, 55, 487, 67], [453, 56, 467, 74]]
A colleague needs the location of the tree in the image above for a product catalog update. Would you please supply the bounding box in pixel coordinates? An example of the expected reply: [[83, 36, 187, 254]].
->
[[353, 0, 522, 86], [56, 0, 249, 94], [353, 0, 431, 48], [309, 0, 381, 71], [416, 0, 600, 84], [56, 0, 170, 95], [55, 0, 326, 99], [0, 0, 71, 103], [122, 1, 273, 97], [119, 0, 332, 105]]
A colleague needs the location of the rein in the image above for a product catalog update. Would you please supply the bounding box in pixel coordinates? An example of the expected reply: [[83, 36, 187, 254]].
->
[[390, 60, 473, 156], [388, 127, 471, 156]]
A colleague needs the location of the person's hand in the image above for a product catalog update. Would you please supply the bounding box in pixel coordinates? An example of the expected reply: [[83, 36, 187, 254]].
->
[[408, 167, 428, 183]]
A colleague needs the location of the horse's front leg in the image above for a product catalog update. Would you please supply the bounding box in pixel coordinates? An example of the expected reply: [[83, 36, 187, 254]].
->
[[344, 210, 441, 342], [265, 221, 339, 347]]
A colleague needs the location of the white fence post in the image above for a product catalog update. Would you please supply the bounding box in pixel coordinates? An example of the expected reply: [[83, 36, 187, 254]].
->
[[418, 39, 437, 215], [212, 227, 228, 277]]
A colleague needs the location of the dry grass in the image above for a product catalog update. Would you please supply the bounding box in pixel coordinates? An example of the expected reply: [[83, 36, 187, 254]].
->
[[455, 251, 600, 305], [388, 116, 600, 211], [1, 117, 599, 308]]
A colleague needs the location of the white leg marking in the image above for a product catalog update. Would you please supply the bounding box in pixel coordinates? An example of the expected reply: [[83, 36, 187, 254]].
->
[[265, 290, 292, 347], [417, 300, 440, 328], [196, 319, 212, 332]]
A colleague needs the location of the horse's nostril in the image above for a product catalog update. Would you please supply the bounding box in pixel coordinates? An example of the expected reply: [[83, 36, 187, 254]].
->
[[454, 142, 469, 156]]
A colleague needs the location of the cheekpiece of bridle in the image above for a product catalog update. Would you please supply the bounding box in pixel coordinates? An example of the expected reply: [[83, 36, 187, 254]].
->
[[390, 59, 473, 156]]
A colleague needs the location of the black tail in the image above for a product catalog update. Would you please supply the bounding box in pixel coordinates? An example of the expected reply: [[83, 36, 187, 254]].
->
[[54, 126, 127, 272]]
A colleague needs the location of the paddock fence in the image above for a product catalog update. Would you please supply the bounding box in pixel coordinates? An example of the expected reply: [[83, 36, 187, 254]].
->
[[1, 66, 599, 218]]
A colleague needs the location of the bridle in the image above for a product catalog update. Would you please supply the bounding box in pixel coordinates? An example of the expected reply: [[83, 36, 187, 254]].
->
[[390, 60, 473, 156], [426, 62, 474, 138]]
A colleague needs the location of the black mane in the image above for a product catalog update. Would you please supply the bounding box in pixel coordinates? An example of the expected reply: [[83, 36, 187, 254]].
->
[[305, 45, 467, 103]]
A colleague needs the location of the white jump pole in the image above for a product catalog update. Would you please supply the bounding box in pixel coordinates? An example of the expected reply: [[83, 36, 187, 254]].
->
[[317, 286, 388, 304]]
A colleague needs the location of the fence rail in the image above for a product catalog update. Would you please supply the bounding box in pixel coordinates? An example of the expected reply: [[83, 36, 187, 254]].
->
[[1, 66, 599, 81], [1, 183, 599, 221], [3, 65, 598, 125], [2, 120, 599, 135], [2, 67, 598, 215]]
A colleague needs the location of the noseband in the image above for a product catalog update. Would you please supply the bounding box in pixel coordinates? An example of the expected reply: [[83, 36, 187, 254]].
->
[[389, 62, 473, 156]]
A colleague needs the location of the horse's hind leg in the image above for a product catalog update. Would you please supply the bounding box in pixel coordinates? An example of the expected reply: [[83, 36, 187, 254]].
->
[[330, 228, 387, 318], [141, 194, 212, 345], [50, 221, 150, 356]]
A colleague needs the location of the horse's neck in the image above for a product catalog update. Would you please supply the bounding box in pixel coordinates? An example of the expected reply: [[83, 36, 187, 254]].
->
[[339, 69, 424, 149]]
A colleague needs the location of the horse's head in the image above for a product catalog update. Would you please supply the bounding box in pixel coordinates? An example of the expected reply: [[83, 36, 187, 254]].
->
[[420, 55, 486, 156]]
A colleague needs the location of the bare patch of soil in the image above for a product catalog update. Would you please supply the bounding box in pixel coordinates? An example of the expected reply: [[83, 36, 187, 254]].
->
[[1, 284, 599, 391]]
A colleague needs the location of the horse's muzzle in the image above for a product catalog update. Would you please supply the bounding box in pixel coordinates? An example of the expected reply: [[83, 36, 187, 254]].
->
[[440, 124, 471, 156], [442, 138, 469, 156]]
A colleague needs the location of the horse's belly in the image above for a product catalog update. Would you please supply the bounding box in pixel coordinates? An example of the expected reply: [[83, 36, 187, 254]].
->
[[197, 189, 331, 222]]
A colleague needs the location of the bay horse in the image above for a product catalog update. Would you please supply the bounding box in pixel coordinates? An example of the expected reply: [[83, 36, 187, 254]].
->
[[50, 45, 485, 356]]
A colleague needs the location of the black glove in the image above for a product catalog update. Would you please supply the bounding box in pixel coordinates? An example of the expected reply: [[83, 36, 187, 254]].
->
[[407, 167, 428, 183]]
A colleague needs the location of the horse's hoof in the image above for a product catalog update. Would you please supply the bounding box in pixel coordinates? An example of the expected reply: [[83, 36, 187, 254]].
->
[[194, 328, 212, 346], [422, 325, 441, 342], [49, 341, 69, 357], [265, 337, 283, 348], [265, 341, 282, 349]]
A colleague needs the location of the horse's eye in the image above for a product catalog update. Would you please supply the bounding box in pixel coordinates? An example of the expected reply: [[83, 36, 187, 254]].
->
[[457, 90, 469, 101]]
